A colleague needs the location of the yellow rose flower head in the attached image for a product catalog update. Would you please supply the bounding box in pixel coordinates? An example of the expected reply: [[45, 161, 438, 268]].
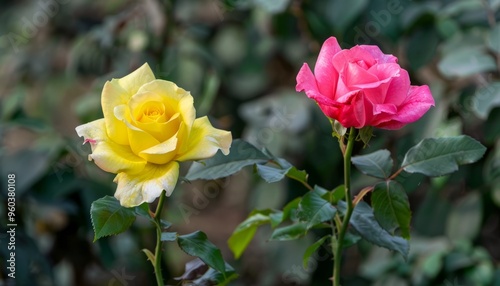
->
[[76, 63, 232, 207]]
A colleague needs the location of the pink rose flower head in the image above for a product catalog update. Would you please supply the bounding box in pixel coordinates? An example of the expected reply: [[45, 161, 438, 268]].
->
[[296, 37, 434, 129]]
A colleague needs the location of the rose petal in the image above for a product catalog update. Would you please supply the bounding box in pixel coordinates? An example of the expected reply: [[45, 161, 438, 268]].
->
[[136, 80, 196, 131], [296, 63, 321, 95], [373, 103, 398, 115], [378, 68, 410, 106], [114, 161, 180, 207], [114, 105, 161, 155], [358, 45, 398, 64], [297, 63, 342, 118], [352, 91, 374, 128], [116, 63, 156, 97], [134, 113, 181, 142], [175, 116, 232, 161], [75, 119, 147, 174], [128, 90, 168, 120], [332, 47, 377, 72], [314, 37, 341, 98], [368, 63, 401, 80], [101, 81, 130, 145], [343, 62, 381, 89], [377, 85, 434, 129], [139, 135, 178, 164], [337, 104, 359, 128]]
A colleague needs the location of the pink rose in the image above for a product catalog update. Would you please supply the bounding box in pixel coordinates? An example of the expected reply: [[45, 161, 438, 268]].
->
[[296, 37, 434, 129]]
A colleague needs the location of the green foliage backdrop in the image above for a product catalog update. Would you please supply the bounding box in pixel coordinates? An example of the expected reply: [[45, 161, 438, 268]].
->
[[0, 0, 499, 285]]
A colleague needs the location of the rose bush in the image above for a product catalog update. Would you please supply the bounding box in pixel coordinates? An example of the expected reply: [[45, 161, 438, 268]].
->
[[296, 37, 435, 129], [76, 63, 232, 207]]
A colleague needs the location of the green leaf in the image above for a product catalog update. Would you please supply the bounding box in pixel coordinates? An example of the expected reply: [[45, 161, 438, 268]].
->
[[228, 212, 271, 259], [185, 139, 270, 180], [283, 197, 302, 222], [438, 47, 497, 77], [343, 231, 362, 248], [331, 119, 347, 138], [255, 164, 289, 183], [303, 235, 330, 270], [472, 82, 500, 119], [323, 185, 345, 204], [487, 23, 500, 53], [270, 222, 309, 241], [178, 231, 227, 276], [269, 212, 283, 228], [297, 191, 337, 229], [402, 135, 487, 176], [339, 201, 409, 260], [358, 126, 373, 147], [90, 196, 136, 242], [371, 181, 411, 239], [134, 203, 152, 220], [286, 167, 309, 186], [313, 185, 329, 196], [352, 150, 393, 179], [192, 263, 238, 286], [142, 249, 156, 265], [257, 150, 309, 185], [161, 232, 177, 242], [160, 219, 172, 229]]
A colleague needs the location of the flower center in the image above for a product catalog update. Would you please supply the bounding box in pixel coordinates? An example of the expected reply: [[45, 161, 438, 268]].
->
[[138, 101, 166, 123]]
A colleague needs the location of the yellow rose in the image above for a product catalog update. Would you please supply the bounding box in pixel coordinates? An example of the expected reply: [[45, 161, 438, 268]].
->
[[76, 63, 232, 207]]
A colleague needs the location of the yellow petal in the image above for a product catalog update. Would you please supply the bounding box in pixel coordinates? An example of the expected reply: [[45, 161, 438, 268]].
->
[[134, 113, 181, 142], [101, 81, 130, 145], [129, 90, 167, 120], [114, 105, 161, 155], [139, 135, 178, 164], [75, 119, 147, 174], [136, 80, 196, 130], [114, 162, 179, 207], [116, 63, 156, 96], [101, 64, 156, 145], [175, 116, 232, 161]]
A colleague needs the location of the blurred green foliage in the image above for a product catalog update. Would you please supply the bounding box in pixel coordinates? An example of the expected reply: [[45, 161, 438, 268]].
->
[[0, 0, 499, 285]]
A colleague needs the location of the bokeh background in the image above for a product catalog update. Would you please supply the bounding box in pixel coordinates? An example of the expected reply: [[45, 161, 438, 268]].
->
[[1, 0, 500, 285]]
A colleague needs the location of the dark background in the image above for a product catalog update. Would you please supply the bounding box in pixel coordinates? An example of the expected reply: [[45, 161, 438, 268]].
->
[[0, 0, 499, 285]]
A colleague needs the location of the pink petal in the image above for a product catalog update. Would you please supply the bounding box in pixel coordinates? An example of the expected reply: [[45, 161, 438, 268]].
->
[[343, 62, 380, 89], [358, 45, 398, 64], [297, 63, 329, 103], [383, 68, 410, 106], [355, 92, 374, 128], [332, 46, 377, 73], [368, 63, 401, 81], [361, 63, 403, 103], [336, 89, 361, 103], [83, 138, 97, 145], [337, 104, 359, 128], [373, 103, 397, 115], [296, 63, 341, 119], [377, 85, 434, 129], [314, 37, 342, 98], [395, 85, 435, 122], [338, 91, 374, 128]]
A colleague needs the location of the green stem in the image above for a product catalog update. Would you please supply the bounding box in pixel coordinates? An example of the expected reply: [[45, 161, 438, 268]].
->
[[154, 190, 167, 286], [333, 128, 356, 286]]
